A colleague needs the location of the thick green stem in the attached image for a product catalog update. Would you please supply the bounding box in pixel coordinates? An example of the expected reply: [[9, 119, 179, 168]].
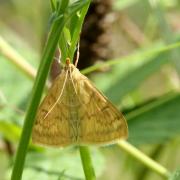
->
[[118, 140, 171, 178], [79, 146, 96, 180], [10, 2, 68, 180]]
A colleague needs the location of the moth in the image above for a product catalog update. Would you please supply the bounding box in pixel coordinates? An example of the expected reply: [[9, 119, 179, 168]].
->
[[32, 58, 128, 147]]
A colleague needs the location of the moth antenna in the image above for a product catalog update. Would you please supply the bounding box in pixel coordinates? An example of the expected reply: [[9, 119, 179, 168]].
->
[[74, 43, 80, 67], [43, 70, 68, 119]]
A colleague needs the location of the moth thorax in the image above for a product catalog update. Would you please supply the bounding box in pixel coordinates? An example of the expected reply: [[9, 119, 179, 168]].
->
[[64, 63, 76, 73]]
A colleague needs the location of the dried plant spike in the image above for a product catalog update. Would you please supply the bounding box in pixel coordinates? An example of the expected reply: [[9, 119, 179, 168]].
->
[[74, 43, 80, 67], [32, 58, 128, 147]]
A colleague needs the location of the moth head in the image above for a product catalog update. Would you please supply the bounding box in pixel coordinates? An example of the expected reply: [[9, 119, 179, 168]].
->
[[64, 58, 76, 73]]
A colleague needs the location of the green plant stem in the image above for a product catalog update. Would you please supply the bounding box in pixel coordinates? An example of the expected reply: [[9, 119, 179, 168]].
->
[[118, 140, 171, 178], [0, 36, 36, 80], [126, 93, 179, 121], [79, 146, 96, 180], [10, 3, 68, 180], [81, 41, 180, 75]]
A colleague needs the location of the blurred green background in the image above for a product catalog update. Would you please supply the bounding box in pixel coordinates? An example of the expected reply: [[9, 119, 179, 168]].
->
[[0, 0, 180, 180]]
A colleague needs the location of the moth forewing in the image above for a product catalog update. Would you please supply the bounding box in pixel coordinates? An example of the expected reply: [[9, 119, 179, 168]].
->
[[32, 68, 74, 147], [74, 75, 128, 144], [32, 60, 128, 147]]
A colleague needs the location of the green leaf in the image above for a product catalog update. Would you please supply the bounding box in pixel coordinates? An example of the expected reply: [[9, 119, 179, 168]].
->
[[0, 120, 21, 142], [105, 52, 170, 104], [59, 0, 90, 62], [127, 93, 180, 144], [59, 27, 71, 62], [67, 0, 90, 16], [68, 0, 91, 60], [50, 0, 56, 11], [169, 169, 180, 180]]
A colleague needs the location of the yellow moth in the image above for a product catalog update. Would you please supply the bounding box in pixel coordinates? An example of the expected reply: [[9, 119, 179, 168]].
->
[[32, 58, 128, 147]]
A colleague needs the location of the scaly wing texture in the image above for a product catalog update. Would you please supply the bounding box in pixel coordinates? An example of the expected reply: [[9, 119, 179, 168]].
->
[[32, 72, 74, 147], [32, 64, 128, 147], [77, 76, 128, 145]]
